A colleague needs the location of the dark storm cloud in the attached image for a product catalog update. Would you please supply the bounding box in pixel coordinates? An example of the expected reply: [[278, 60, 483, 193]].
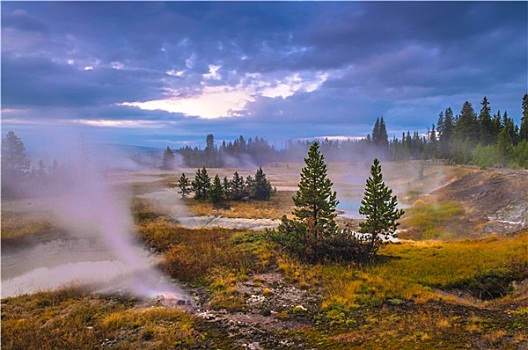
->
[[1, 1, 526, 148], [296, 2, 527, 94], [2, 8, 50, 35], [2, 55, 166, 109]]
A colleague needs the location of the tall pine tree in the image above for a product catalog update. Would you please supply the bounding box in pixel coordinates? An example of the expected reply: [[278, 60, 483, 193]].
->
[[192, 167, 211, 201], [1, 131, 30, 179], [456, 101, 479, 144], [177, 173, 192, 198], [478, 96, 494, 145], [292, 142, 339, 240], [519, 93, 528, 142], [359, 159, 404, 255], [438, 107, 454, 158], [209, 174, 228, 208], [248, 167, 273, 201], [162, 146, 176, 170], [230, 171, 247, 201]]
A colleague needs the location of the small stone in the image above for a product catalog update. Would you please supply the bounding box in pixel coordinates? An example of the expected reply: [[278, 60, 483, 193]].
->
[[261, 309, 272, 316]]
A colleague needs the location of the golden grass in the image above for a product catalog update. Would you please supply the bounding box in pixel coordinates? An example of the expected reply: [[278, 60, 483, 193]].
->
[[1, 210, 58, 242], [136, 215, 275, 285], [317, 233, 528, 311], [1, 286, 199, 350], [4, 167, 527, 349], [185, 191, 295, 220], [102, 307, 197, 348]]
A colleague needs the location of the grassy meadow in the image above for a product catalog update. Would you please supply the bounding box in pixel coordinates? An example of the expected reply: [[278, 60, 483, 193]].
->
[[2, 163, 528, 349]]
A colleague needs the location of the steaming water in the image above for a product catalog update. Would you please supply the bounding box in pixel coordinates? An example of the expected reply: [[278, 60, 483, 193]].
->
[[1, 233, 187, 300], [1, 140, 192, 303], [337, 198, 363, 219], [137, 189, 281, 230], [3, 260, 130, 298]]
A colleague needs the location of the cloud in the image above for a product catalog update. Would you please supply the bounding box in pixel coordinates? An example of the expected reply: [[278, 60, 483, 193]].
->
[[122, 71, 330, 119], [2, 8, 49, 34], [122, 86, 252, 119], [74, 119, 162, 128], [1, 1, 526, 149]]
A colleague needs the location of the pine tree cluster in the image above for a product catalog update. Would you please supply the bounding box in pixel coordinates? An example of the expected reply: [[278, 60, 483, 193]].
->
[[272, 142, 403, 262], [178, 167, 274, 208], [385, 95, 528, 167], [169, 94, 528, 169]]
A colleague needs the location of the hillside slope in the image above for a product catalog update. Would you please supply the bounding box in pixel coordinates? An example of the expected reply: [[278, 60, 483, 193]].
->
[[433, 168, 527, 235]]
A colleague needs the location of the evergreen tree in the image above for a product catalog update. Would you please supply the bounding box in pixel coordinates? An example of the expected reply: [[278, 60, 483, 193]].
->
[[177, 173, 192, 198], [438, 107, 454, 158], [249, 167, 273, 201], [519, 93, 528, 142], [456, 101, 479, 144], [424, 124, 438, 158], [204, 134, 221, 167], [371, 117, 389, 149], [478, 96, 494, 145], [359, 159, 404, 255], [491, 111, 502, 144], [192, 167, 211, 201], [292, 142, 339, 239], [209, 174, 228, 208], [223, 176, 231, 199], [371, 118, 380, 145], [230, 171, 247, 201], [162, 146, 176, 170], [245, 175, 253, 194], [378, 116, 389, 150], [502, 111, 518, 145], [497, 128, 513, 166], [1, 131, 31, 179], [235, 135, 247, 154]]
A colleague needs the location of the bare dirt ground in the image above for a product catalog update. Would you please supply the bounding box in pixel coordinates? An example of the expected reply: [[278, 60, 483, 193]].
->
[[433, 168, 528, 235]]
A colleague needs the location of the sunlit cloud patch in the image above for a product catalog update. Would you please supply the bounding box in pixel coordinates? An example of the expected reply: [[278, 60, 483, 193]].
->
[[122, 71, 330, 119]]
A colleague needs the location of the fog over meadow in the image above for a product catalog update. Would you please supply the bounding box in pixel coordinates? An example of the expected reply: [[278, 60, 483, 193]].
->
[[2, 134, 190, 301], [2, 125, 445, 299]]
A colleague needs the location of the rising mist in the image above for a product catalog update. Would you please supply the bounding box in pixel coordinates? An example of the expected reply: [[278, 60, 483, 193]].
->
[[1, 133, 191, 303]]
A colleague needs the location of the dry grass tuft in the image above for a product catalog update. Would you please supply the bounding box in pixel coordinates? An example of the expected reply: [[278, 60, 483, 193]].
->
[[186, 191, 295, 220], [1, 210, 59, 242]]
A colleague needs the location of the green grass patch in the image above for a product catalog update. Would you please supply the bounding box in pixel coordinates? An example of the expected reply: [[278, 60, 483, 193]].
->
[[318, 233, 528, 311], [400, 200, 465, 240]]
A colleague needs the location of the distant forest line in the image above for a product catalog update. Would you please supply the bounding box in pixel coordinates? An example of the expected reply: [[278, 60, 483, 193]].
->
[[164, 94, 528, 169], [2, 94, 527, 193]]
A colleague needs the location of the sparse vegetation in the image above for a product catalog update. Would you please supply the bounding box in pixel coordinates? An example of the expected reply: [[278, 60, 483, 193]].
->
[[2, 162, 527, 349], [185, 190, 293, 219], [176, 173, 192, 198], [401, 201, 465, 240], [1, 210, 59, 243], [273, 148, 405, 262]]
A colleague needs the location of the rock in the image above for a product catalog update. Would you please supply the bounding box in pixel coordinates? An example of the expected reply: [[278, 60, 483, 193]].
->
[[261, 309, 272, 316], [245, 342, 264, 350]]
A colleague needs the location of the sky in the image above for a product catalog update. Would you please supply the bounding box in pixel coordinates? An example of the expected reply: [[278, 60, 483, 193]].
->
[[1, 1, 527, 151]]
